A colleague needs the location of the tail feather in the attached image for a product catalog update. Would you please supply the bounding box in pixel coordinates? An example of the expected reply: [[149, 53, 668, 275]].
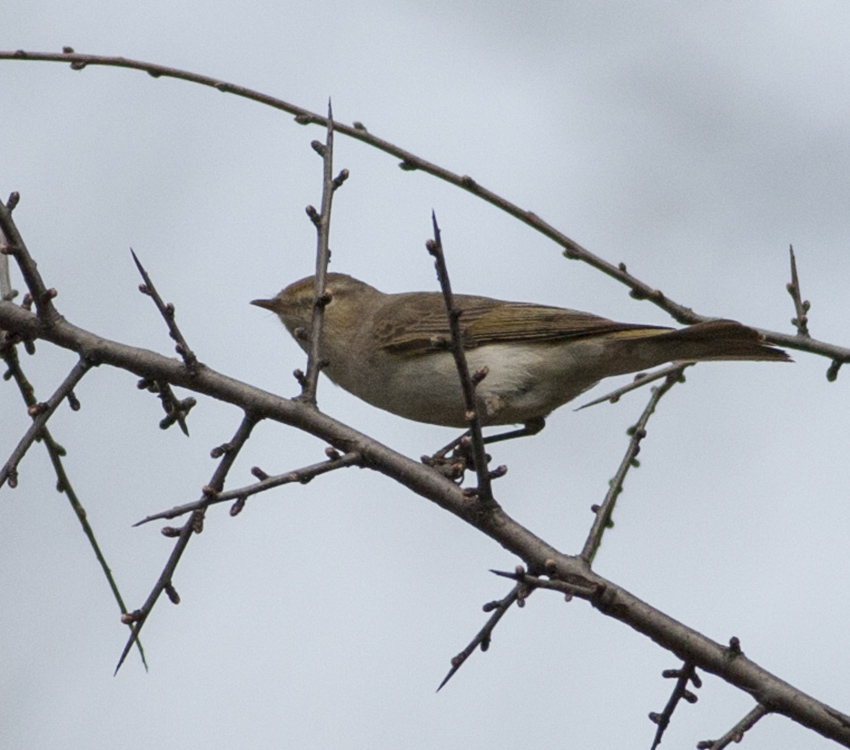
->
[[655, 320, 790, 362]]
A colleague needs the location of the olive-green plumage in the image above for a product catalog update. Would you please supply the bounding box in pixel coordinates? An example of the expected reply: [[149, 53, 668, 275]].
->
[[253, 273, 789, 427]]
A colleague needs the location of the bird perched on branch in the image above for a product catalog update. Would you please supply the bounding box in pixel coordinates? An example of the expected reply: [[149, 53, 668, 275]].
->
[[252, 273, 789, 429]]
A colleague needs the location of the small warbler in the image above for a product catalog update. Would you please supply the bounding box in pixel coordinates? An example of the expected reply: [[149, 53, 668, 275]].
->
[[252, 273, 789, 428]]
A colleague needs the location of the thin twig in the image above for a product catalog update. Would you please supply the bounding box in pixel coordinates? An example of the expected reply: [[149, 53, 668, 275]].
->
[[438, 565, 604, 691], [437, 584, 523, 691], [786, 245, 811, 338], [0, 344, 147, 667], [136, 376, 196, 436], [490, 568, 600, 599], [130, 254, 199, 434], [426, 215, 495, 502], [131, 249, 199, 371], [0, 357, 92, 489], [649, 660, 701, 749], [580, 364, 688, 563], [0, 191, 59, 322], [134, 450, 361, 525], [0, 51, 697, 323], [0, 201, 17, 302], [114, 412, 258, 673], [698, 704, 768, 750], [576, 362, 694, 410], [300, 101, 347, 404]]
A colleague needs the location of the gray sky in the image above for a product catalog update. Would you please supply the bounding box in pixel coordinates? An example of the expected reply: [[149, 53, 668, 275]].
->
[[2, 3, 850, 748]]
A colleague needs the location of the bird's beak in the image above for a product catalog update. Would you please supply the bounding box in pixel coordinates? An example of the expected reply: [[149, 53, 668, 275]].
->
[[251, 298, 278, 311]]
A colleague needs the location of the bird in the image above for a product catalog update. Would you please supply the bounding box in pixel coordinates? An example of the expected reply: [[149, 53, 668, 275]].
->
[[252, 273, 789, 429]]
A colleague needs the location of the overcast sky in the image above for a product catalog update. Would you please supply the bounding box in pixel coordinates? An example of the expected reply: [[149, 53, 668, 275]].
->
[[2, 3, 850, 749]]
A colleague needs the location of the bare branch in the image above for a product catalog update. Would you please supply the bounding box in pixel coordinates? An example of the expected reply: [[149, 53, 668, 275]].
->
[[1, 53, 850, 742], [136, 376, 196, 436], [131, 249, 199, 371], [697, 703, 768, 749], [0, 356, 92, 489], [2, 244, 849, 745], [134, 450, 361, 525], [581, 365, 688, 564], [0, 51, 726, 326], [576, 362, 694, 411], [2, 49, 850, 370], [114, 412, 258, 673], [0, 192, 59, 323], [649, 661, 701, 749], [438, 583, 523, 691], [300, 102, 344, 405], [426, 215, 494, 503], [0, 343, 146, 666], [786, 245, 811, 338]]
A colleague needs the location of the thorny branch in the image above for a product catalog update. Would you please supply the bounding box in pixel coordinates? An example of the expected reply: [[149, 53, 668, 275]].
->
[[133, 449, 362, 525], [115, 412, 259, 673], [698, 704, 768, 750], [0, 343, 147, 667], [437, 583, 524, 691], [131, 250, 199, 434], [0, 356, 91, 489], [300, 102, 347, 405], [426, 215, 498, 503], [3, 50, 850, 745], [118, 123, 348, 671], [786, 245, 810, 338], [2, 49, 850, 372], [0, 189, 58, 322], [581, 364, 688, 563], [649, 660, 701, 749], [576, 362, 692, 411], [3, 250, 850, 743], [131, 249, 199, 371], [0, 195, 145, 665]]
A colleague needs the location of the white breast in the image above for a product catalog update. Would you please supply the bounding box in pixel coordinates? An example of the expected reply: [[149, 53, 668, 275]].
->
[[350, 341, 611, 427]]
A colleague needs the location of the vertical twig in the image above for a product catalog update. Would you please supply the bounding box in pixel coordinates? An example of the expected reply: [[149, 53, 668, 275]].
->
[[0, 193, 59, 322], [0, 202, 16, 302], [301, 100, 348, 404], [786, 245, 810, 337], [426, 214, 495, 502]]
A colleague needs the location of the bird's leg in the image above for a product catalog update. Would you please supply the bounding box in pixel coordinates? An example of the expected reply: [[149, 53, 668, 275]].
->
[[481, 416, 546, 445]]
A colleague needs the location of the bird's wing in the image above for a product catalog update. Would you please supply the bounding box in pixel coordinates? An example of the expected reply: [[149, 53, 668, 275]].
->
[[378, 294, 667, 355]]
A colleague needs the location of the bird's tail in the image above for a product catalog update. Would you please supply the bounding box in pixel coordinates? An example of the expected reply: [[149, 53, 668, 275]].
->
[[621, 319, 791, 363]]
